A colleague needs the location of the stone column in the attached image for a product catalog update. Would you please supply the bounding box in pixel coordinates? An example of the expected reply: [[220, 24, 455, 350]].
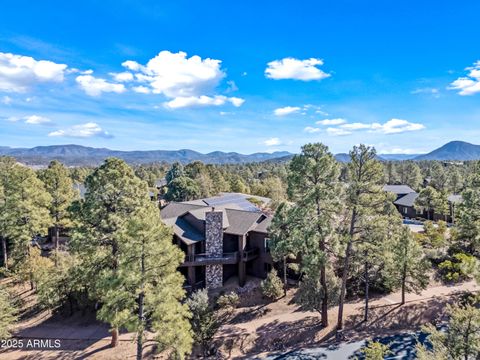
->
[[238, 234, 246, 287], [205, 209, 223, 289]]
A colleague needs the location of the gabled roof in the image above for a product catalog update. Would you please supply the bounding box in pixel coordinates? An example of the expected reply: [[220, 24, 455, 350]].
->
[[383, 184, 415, 195], [394, 192, 419, 207], [160, 201, 272, 244], [163, 217, 205, 245]]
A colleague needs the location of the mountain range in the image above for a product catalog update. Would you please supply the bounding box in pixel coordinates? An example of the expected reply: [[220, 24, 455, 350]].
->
[[0, 141, 479, 166]]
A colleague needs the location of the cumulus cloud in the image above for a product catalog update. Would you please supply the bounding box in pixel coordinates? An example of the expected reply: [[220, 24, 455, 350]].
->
[[24, 115, 52, 125], [119, 50, 244, 108], [264, 137, 282, 146], [122, 51, 225, 97], [0, 52, 67, 92], [110, 71, 134, 82], [164, 95, 244, 109], [448, 60, 480, 96], [316, 118, 347, 125], [304, 126, 322, 133], [327, 127, 352, 136], [338, 119, 424, 134], [265, 57, 330, 81], [48, 122, 112, 138], [274, 106, 301, 116], [305, 118, 425, 136], [76, 74, 126, 96]]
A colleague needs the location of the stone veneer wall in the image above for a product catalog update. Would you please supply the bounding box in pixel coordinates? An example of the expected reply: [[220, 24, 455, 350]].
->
[[205, 210, 223, 289]]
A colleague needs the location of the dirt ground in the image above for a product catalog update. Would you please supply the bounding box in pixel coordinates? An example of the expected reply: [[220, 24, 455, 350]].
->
[[0, 279, 478, 359]]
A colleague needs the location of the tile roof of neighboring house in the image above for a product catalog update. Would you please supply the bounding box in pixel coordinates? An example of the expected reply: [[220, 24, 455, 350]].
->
[[383, 185, 415, 195], [394, 192, 419, 207]]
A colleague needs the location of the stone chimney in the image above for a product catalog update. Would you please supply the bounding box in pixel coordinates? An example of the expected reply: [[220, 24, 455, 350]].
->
[[205, 209, 223, 289]]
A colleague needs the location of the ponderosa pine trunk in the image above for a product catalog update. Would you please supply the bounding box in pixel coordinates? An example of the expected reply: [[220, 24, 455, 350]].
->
[[283, 256, 287, 296], [54, 224, 59, 266], [111, 328, 119, 347], [1, 236, 7, 270], [337, 207, 357, 332], [401, 261, 407, 304], [364, 259, 369, 322], [316, 203, 329, 328], [136, 240, 146, 360]]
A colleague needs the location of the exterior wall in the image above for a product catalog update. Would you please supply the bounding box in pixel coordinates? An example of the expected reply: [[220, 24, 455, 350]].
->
[[205, 210, 223, 289], [248, 231, 269, 278]]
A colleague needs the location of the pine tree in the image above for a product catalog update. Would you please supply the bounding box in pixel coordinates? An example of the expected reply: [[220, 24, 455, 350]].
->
[[417, 304, 480, 359], [387, 226, 430, 304], [120, 203, 192, 360], [71, 158, 154, 347], [287, 143, 341, 327], [39, 160, 76, 264], [268, 202, 301, 296], [456, 166, 480, 254], [0, 160, 51, 275], [337, 145, 386, 332], [0, 287, 17, 340], [71, 158, 192, 355], [415, 186, 439, 220]]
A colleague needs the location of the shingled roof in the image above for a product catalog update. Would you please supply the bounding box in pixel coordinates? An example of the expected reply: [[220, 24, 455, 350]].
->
[[161, 200, 272, 244]]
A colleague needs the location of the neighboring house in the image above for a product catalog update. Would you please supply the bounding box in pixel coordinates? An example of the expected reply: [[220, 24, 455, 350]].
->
[[161, 200, 273, 290], [383, 184, 463, 222]]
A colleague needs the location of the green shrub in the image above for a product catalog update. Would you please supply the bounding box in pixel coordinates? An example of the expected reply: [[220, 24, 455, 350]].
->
[[260, 270, 283, 300], [438, 253, 478, 282], [216, 291, 239, 309]]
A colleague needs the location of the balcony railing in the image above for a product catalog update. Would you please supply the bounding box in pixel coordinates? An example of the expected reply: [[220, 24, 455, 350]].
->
[[242, 247, 260, 261], [181, 252, 239, 266], [183, 280, 204, 292]]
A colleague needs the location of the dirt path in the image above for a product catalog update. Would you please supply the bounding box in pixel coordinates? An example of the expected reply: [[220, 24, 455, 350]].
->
[[1, 281, 477, 359], [216, 280, 479, 358]]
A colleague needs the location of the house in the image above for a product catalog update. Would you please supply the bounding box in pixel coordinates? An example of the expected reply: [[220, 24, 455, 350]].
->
[[160, 199, 273, 290], [383, 184, 463, 222]]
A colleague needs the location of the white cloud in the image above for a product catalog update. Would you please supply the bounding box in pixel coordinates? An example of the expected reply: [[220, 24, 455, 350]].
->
[[448, 61, 480, 95], [24, 115, 52, 125], [411, 87, 439, 96], [164, 95, 244, 109], [76, 74, 126, 96], [274, 106, 301, 116], [122, 50, 225, 98], [265, 57, 330, 81], [110, 71, 134, 82], [264, 137, 282, 146], [304, 126, 321, 133], [0, 52, 67, 92], [341, 122, 374, 130], [371, 119, 425, 134], [132, 85, 151, 94], [378, 147, 423, 155], [333, 119, 424, 134], [316, 118, 347, 126], [1, 95, 12, 105], [48, 122, 112, 138], [326, 127, 352, 136]]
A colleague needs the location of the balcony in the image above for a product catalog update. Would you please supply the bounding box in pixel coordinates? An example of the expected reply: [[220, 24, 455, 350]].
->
[[183, 280, 204, 292], [180, 252, 239, 267], [242, 247, 260, 261]]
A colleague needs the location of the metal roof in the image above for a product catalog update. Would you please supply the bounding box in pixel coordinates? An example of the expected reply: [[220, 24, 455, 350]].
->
[[383, 185, 415, 195]]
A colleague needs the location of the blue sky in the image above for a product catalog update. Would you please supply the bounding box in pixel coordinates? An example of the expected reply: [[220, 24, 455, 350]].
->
[[1, 0, 480, 155]]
